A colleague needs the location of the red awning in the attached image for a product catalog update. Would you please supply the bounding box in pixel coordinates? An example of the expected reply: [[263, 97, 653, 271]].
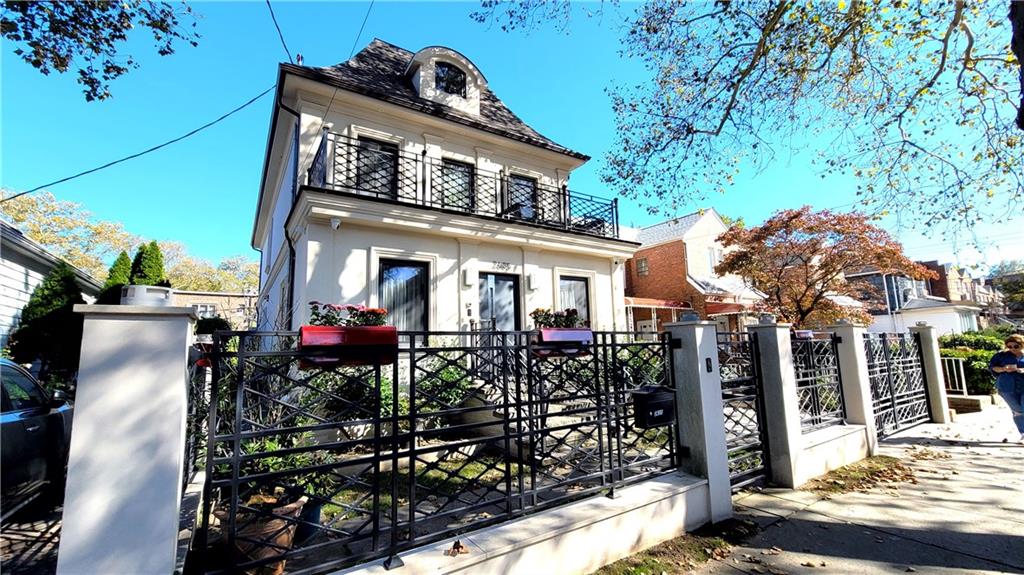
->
[[705, 302, 747, 315], [625, 297, 692, 309]]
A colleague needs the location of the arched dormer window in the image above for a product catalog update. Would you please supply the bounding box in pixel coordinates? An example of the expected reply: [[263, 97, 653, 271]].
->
[[435, 62, 466, 98]]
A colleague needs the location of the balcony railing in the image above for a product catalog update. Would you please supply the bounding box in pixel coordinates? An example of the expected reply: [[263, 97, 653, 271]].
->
[[307, 132, 620, 238]]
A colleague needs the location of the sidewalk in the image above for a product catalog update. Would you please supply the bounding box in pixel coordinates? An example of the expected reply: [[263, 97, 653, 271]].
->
[[697, 405, 1024, 575]]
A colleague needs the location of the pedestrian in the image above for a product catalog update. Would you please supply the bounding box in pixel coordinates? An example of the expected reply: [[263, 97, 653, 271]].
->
[[990, 334, 1024, 441]]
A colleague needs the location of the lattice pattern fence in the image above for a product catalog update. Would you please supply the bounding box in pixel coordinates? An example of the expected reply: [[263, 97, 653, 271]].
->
[[196, 331, 675, 574], [864, 332, 930, 437], [717, 332, 768, 488], [791, 334, 846, 432]]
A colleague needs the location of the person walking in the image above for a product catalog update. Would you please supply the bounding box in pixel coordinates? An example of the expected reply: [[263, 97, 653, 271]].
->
[[990, 334, 1024, 441]]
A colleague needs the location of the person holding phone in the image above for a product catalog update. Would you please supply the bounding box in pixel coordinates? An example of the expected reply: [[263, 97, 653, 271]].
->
[[990, 334, 1024, 441]]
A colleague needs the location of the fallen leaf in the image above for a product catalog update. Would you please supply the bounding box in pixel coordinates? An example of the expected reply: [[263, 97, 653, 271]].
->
[[801, 561, 817, 567]]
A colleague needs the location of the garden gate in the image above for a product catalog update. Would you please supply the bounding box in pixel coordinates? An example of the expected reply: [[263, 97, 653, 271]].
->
[[717, 332, 770, 489], [864, 332, 930, 438]]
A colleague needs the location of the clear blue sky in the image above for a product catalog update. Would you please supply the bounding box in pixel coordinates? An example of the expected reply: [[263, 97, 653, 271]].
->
[[2, 2, 1020, 272]]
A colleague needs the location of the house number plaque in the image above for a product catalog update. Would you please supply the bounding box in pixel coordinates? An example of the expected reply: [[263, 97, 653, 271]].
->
[[493, 261, 513, 271]]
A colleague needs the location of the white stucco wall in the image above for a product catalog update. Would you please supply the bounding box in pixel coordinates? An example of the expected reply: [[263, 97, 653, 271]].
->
[[867, 308, 979, 335], [292, 221, 625, 331]]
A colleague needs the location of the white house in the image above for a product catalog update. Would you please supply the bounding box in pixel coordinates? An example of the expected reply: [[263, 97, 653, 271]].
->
[[0, 221, 102, 347], [252, 40, 637, 332], [845, 268, 981, 335]]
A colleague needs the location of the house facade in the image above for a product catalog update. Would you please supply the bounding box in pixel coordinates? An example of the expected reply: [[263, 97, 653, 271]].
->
[[920, 260, 1005, 326], [172, 290, 257, 329], [1, 221, 102, 348], [624, 209, 762, 333], [253, 40, 635, 333], [845, 267, 981, 335]]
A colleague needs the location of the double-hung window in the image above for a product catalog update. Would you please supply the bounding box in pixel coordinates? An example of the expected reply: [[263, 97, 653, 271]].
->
[[379, 260, 429, 332], [558, 276, 590, 325], [356, 137, 399, 198], [439, 159, 474, 210]]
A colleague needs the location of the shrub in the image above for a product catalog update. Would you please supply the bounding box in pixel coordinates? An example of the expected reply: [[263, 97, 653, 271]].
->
[[938, 332, 1003, 351], [9, 262, 85, 383], [939, 348, 996, 394], [97, 250, 132, 304], [129, 241, 166, 285]]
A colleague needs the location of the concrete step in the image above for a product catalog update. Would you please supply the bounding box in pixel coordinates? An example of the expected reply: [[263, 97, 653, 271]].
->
[[947, 393, 998, 414]]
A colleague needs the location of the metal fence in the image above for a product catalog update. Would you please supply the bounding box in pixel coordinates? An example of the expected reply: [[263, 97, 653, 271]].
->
[[717, 332, 769, 489], [865, 332, 930, 437], [941, 357, 969, 396], [184, 355, 212, 493], [307, 132, 620, 238], [790, 333, 846, 432], [196, 330, 676, 574]]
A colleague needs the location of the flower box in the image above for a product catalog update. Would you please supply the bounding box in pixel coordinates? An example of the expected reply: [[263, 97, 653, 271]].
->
[[299, 325, 398, 368], [532, 328, 594, 358]]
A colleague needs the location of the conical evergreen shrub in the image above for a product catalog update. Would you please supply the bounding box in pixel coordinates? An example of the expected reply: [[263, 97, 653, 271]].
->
[[129, 241, 166, 285], [9, 262, 85, 381], [98, 251, 132, 304]]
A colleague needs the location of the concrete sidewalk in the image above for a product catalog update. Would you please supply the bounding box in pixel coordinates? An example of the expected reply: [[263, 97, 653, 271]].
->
[[697, 405, 1024, 575]]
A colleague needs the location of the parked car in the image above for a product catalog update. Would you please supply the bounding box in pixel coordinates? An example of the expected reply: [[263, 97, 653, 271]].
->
[[1, 359, 73, 521]]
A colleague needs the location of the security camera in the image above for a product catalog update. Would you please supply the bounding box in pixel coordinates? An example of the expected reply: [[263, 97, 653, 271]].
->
[[330, 217, 341, 230]]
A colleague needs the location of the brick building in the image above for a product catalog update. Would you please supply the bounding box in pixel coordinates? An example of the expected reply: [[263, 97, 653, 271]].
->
[[624, 209, 762, 333]]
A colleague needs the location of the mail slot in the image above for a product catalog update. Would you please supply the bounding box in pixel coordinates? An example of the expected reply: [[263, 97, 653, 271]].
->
[[631, 386, 676, 429]]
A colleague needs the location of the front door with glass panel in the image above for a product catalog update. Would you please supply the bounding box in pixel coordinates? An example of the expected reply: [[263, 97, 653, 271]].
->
[[479, 273, 520, 331]]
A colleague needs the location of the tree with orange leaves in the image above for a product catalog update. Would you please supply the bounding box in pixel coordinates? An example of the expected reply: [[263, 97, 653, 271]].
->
[[715, 207, 935, 328]]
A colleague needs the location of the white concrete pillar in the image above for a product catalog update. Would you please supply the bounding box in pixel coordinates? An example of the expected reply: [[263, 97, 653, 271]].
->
[[664, 321, 732, 523], [829, 323, 878, 455], [747, 323, 802, 488], [909, 323, 950, 424], [57, 305, 196, 575]]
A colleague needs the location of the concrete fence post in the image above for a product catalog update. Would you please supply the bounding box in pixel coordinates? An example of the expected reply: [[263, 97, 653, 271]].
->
[[908, 323, 950, 424], [829, 323, 878, 455], [664, 320, 732, 523], [747, 323, 802, 488], [57, 305, 196, 575]]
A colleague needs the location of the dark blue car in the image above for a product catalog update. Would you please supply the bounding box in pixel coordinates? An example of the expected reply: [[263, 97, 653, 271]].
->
[[1, 359, 73, 521]]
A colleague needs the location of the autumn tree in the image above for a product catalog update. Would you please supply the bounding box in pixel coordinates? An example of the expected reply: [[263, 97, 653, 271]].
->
[[161, 243, 259, 293], [476, 1, 1023, 238], [9, 262, 85, 383], [715, 207, 934, 328], [0, 190, 136, 279], [1, 1, 200, 101]]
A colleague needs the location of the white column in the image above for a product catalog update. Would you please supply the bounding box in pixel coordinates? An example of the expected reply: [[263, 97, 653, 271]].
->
[[909, 323, 951, 424], [57, 305, 196, 575], [747, 323, 802, 488], [830, 323, 878, 455], [664, 320, 732, 523]]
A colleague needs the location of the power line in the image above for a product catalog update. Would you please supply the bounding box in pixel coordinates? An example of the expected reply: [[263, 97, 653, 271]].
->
[[265, 0, 294, 64], [299, 0, 375, 174], [2, 85, 276, 204]]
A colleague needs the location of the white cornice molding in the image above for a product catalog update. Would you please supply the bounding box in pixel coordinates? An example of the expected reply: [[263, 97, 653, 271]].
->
[[286, 190, 637, 259]]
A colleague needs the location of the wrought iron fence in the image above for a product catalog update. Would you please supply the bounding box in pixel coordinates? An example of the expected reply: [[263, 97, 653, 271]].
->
[[196, 330, 675, 574], [307, 132, 619, 238], [184, 353, 212, 493], [864, 332, 930, 437], [717, 332, 769, 489], [790, 333, 846, 432], [940, 357, 968, 396]]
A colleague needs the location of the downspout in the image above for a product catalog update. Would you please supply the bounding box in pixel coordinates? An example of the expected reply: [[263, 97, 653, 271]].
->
[[286, 116, 300, 329]]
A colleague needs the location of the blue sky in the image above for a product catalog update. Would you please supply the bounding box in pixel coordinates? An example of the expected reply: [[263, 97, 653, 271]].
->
[[2, 2, 1020, 272]]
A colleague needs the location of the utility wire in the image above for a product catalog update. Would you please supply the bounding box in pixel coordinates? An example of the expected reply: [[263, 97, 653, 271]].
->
[[265, 0, 294, 64], [2, 85, 276, 204], [298, 0, 375, 175]]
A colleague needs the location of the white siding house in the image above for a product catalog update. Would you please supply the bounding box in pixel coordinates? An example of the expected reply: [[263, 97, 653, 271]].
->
[[1, 221, 102, 347], [253, 40, 636, 332]]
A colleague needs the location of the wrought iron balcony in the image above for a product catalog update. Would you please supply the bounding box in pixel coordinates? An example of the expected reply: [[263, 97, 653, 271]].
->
[[306, 132, 620, 238]]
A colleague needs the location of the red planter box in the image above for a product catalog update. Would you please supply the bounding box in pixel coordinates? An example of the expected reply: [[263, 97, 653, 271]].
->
[[298, 325, 398, 368], [533, 328, 594, 358]]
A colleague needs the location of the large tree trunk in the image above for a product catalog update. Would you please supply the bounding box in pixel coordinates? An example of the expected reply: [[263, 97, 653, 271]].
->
[[1012, 0, 1024, 130]]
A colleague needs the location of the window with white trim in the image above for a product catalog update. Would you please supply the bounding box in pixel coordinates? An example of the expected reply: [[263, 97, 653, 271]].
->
[[192, 303, 217, 319]]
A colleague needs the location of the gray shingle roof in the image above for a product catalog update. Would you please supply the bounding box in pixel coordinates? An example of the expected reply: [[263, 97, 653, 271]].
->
[[282, 39, 588, 161], [636, 211, 704, 245]]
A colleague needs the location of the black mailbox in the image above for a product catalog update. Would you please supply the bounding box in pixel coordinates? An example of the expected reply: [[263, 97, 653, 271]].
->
[[631, 386, 676, 429]]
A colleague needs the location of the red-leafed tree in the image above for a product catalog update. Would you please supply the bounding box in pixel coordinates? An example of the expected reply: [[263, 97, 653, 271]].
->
[[714, 207, 935, 328]]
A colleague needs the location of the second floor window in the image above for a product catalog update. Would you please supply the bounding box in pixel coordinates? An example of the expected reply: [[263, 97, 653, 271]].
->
[[438, 159, 474, 210], [506, 174, 538, 220], [637, 258, 649, 277], [356, 137, 399, 198], [435, 62, 467, 97]]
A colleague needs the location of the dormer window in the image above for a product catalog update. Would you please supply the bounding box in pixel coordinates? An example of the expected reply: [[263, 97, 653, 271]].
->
[[435, 62, 466, 97]]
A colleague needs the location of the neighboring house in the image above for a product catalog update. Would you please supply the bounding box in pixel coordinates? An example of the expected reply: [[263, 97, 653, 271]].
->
[[172, 290, 257, 329], [252, 40, 636, 332], [845, 267, 981, 335], [920, 260, 1005, 326], [0, 221, 102, 348], [624, 209, 762, 333]]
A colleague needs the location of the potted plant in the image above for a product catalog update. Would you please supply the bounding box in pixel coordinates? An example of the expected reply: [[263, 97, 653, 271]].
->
[[299, 302, 397, 368], [529, 308, 593, 357]]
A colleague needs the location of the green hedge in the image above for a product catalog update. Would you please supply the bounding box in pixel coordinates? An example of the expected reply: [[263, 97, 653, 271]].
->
[[937, 333, 1004, 351], [939, 348, 995, 395]]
